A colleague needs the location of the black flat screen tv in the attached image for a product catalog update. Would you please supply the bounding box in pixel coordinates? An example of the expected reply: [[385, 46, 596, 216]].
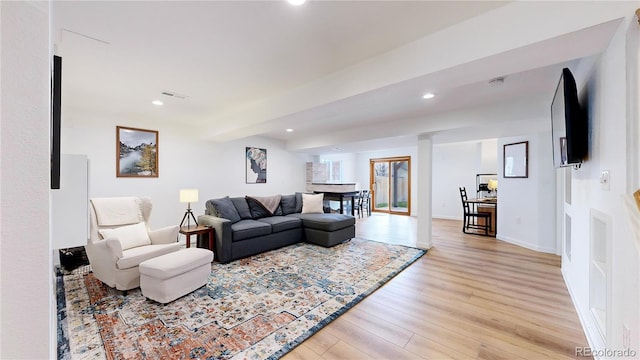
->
[[551, 67, 587, 168], [51, 55, 62, 189]]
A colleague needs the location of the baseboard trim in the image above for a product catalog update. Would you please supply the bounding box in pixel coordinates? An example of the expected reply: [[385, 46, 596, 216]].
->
[[432, 215, 461, 221], [561, 267, 604, 358], [496, 234, 557, 254]]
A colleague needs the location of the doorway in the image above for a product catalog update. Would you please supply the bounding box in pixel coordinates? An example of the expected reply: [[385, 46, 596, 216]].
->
[[369, 156, 411, 215]]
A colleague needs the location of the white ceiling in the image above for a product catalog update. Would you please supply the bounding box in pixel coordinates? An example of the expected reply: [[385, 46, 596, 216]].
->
[[52, 1, 621, 154]]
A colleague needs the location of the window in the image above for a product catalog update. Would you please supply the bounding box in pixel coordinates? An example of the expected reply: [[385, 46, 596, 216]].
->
[[320, 160, 342, 182]]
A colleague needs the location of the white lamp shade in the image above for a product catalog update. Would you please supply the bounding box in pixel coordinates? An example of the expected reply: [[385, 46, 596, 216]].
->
[[179, 189, 199, 203], [488, 179, 498, 191]]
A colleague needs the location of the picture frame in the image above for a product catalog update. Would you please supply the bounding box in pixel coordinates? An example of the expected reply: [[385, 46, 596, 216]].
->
[[503, 141, 528, 178], [246, 147, 267, 183], [116, 126, 158, 177]]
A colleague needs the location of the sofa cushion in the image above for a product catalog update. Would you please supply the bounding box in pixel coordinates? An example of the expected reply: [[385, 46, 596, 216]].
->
[[302, 193, 324, 214], [231, 219, 272, 241], [99, 222, 151, 251], [288, 213, 355, 232], [230, 197, 252, 220], [91, 197, 142, 226], [116, 242, 180, 270], [139, 248, 212, 280], [273, 205, 283, 216], [295, 192, 303, 213], [246, 197, 272, 219], [280, 194, 297, 215], [209, 196, 241, 224], [257, 216, 302, 233]]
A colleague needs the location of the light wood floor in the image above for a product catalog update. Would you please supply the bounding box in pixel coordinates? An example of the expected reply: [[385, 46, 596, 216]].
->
[[283, 213, 590, 360]]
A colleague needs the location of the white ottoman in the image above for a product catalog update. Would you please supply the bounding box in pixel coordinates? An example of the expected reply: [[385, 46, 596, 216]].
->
[[139, 248, 213, 304]]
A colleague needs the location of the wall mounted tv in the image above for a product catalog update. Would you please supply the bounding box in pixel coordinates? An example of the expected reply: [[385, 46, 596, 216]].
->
[[51, 55, 62, 189], [551, 67, 587, 168]]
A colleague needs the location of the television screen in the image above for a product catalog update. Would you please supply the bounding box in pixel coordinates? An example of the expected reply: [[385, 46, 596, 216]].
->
[[551, 74, 567, 167], [551, 68, 586, 168], [51, 55, 62, 189]]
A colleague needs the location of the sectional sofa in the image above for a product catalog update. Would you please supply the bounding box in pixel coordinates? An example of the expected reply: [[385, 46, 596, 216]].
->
[[197, 193, 356, 263]]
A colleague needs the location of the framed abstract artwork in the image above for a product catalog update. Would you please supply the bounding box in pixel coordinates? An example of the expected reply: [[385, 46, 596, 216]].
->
[[116, 126, 158, 177], [246, 147, 267, 183]]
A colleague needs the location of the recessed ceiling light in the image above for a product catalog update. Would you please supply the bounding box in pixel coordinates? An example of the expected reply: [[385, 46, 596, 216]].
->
[[152, 100, 163, 106], [287, 0, 306, 5], [286, 128, 294, 132], [422, 93, 435, 99]]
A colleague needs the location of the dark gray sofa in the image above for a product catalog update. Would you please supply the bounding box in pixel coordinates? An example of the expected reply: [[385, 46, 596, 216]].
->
[[197, 193, 355, 263]]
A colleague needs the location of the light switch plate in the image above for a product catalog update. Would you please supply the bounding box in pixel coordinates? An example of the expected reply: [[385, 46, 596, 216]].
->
[[600, 170, 610, 191]]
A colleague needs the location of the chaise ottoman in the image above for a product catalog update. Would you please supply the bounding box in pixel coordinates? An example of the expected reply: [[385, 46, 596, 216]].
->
[[139, 248, 213, 304], [290, 213, 356, 247]]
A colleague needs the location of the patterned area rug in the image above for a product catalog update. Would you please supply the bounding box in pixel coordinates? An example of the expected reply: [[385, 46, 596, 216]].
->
[[57, 238, 425, 359]]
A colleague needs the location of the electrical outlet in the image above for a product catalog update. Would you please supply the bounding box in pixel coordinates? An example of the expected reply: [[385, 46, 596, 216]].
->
[[600, 170, 610, 191]]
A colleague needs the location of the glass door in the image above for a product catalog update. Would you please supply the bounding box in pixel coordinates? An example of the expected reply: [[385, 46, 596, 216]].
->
[[372, 162, 390, 212], [370, 156, 411, 215]]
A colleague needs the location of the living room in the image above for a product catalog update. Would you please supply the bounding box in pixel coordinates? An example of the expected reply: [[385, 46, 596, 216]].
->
[[2, 1, 639, 359]]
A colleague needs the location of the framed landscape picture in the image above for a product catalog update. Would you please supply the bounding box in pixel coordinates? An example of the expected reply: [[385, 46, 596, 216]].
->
[[116, 126, 158, 177], [246, 147, 267, 183]]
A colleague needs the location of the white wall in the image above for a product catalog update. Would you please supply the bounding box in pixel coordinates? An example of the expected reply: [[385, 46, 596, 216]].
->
[[497, 133, 556, 253], [61, 110, 310, 230], [51, 154, 88, 250], [562, 12, 640, 354], [354, 146, 418, 216], [0, 2, 53, 358], [628, 6, 640, 354], [432, 139, 498, 220]]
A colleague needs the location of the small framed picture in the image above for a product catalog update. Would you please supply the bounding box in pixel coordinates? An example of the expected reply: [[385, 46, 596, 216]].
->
[[116, 126, 158, 177], [503, 141, 528, 178]]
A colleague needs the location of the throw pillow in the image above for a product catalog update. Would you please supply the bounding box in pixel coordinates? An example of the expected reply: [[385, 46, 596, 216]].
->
[[280, 194, 297, 215], [302, 193, 324, 214], [99, 222, 151, 251], [246, 196, 272, 219], [230, 197, 252, 219], [210, 196, 242, 223]]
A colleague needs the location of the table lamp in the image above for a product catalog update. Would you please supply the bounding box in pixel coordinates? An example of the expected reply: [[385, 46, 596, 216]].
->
[[487, 179, 498, 195], [179, 188, 199, 228]]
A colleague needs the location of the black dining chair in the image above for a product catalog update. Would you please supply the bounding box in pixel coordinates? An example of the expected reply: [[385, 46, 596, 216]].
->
[[361, 190, 371, 216], [354, 192, 364, 218], [459, 187, 491, 236], [354, 190, 371, 218]]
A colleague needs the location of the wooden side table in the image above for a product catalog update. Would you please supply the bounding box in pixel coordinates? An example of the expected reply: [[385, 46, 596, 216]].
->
[[179, 225, 215, 256]]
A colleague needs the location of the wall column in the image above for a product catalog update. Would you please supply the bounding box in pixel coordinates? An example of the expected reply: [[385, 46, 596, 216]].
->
[[1, 1, 53, 358], [417, 134, 433, 249]]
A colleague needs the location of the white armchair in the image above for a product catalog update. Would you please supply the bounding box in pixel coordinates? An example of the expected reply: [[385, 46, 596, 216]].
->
[[87, 196, 180, 291]]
